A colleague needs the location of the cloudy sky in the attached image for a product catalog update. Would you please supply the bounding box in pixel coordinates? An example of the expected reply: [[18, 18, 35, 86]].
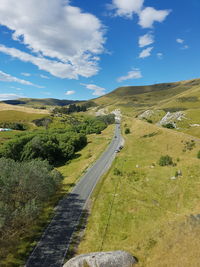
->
[[0, 0, 199, 100]]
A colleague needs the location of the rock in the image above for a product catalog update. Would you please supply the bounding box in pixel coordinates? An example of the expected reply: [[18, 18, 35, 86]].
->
[[177, 170, 182, 176], [157, 111, 186, 128], [63, 251, 137, 267], [170, 176, 177, 180]]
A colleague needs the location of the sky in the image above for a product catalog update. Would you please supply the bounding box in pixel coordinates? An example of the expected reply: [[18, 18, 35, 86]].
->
[[0, 0, 199, 101]]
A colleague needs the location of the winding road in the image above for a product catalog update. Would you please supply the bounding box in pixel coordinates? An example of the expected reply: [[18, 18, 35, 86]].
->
[[26, 123, 123, 267]]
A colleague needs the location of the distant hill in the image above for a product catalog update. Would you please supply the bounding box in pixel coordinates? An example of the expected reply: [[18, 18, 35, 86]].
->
[[1, 98, 80, 107]]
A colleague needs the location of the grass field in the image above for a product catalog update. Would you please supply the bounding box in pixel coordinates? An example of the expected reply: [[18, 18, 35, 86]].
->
[[0, 110, 47, 123], [78, 118, 200, 267], [0, 103, 49, 114], [1, 124, 114, 266]]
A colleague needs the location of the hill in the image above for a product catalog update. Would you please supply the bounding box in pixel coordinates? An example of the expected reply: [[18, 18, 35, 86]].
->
[[94, 78, 200, 111], [93, 78, 200, 138], [1, 98, 80, 108]]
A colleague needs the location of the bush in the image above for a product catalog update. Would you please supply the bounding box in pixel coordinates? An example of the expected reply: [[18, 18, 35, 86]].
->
[[163, 123, 175, 129], [0, 130, 87, 165], [0, 122, 27, 130], [125, 128, 130, 134], [197, 151, 200, 159], [159, 155, 173, 166], [0, 158, 63, 231]]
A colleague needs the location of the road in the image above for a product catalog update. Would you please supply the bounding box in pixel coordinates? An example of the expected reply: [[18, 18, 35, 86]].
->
[[26, 123, 123, 267]]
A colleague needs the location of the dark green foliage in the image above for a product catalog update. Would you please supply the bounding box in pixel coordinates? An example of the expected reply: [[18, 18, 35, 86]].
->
[[183, 140, 195, 152], [53, 104, 87, 115], [73, 115, 114, 135], [142, 132, 158, 138], [113, 168, 123, 176], [197, 151, 200, 159], [146, 119, 153, 124], [159, 155, 173, 166], [0, 134, 35, 161], [32, 117, 52, 128], [96, 114, 115, 125], [0, 130, 87, 165], [0, 122, 27, 130], [0, 158, 63, 232], [21, 135, 61, 164], [163, 123, 175, 129], [125, 128, 130, 134], [0, 115, 110, 165]]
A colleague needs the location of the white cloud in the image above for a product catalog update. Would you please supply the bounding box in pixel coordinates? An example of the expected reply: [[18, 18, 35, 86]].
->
[[138, 7, 171, 28], [181, 45, 189, 50], [139, 32, 154, 47], [10, 86, 23, 91], [0, 0, 105, 79], [139, 47, 153, 58], [21, 72, 31, 77], [40, 74, 50, 79], [109, 0, 170, 28], [176, 38, 184, 44], [65, 90, 75, 96], [157, 52, 163, 59], [0, 70, 43, 88], [110, 0, 144, 18], [0, 45, 97, 79], [0, 93, 22, 101], [81, 83, 106, 96], [117, 69, 142, 82]]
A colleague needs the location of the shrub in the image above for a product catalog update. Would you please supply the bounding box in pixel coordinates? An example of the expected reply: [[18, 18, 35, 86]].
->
[[163, 123, 175, 129], [159, 155, 173, 166], [125, 128, 130, 134], [0, 158, 63, 231], [197, 151, 200, 159]]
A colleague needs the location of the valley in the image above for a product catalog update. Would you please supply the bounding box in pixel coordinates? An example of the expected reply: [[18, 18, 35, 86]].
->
[[0, 78, 200, 266]]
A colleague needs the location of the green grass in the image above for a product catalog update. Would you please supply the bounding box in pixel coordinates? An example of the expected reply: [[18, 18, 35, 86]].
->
[[0, 110, 46, 123], [78, 118, 200, 267]]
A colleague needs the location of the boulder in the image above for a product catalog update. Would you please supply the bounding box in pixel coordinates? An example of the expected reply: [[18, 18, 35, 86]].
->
[[63, 250, 137, 267]]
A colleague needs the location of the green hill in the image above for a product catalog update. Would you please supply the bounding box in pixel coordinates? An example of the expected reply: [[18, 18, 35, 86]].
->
[[93, 78, 200, 138], [1, 98, 80, 108], [94, 78, 200, 111]]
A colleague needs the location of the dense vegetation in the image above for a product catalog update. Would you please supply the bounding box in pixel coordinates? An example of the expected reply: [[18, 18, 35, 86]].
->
[[0, 114, 115, 165], [0, 122, 27, 130], [0, 158, 63, 236], [53, 104, 87, 115]]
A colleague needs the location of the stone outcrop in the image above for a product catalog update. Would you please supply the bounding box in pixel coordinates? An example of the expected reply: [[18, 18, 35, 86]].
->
[[157, 111, 186, 128], [63, 250, 137, 267]]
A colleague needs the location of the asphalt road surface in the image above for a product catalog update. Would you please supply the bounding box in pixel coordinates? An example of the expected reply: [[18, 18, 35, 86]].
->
[[26, 123, 123, 267]]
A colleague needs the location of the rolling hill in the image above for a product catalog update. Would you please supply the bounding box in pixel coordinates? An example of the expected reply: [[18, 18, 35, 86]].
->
[[93, 78, 200, 111], [93, 78, 200, 138], [1, 98, 80, 107]]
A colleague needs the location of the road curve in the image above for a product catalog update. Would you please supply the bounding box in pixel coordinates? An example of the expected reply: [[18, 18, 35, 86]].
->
[[26, 124, 122, 267]]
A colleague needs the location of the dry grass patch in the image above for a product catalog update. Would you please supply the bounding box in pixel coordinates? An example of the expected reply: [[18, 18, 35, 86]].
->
[[0, 103, 49, 114]]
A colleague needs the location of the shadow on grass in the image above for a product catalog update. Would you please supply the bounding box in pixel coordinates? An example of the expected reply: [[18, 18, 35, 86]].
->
[[54, 153, 82, 167], [65, 209, 89, 261]]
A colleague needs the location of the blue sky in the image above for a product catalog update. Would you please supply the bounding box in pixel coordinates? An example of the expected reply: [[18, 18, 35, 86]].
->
[[0, 0, 199, 101]]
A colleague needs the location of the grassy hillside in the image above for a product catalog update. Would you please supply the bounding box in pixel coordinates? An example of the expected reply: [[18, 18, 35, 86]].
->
[[1, 97, 80, 108], [94, 79, 200, 112], [93, 78, 200, 138], [78, 118, 200, 267]]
